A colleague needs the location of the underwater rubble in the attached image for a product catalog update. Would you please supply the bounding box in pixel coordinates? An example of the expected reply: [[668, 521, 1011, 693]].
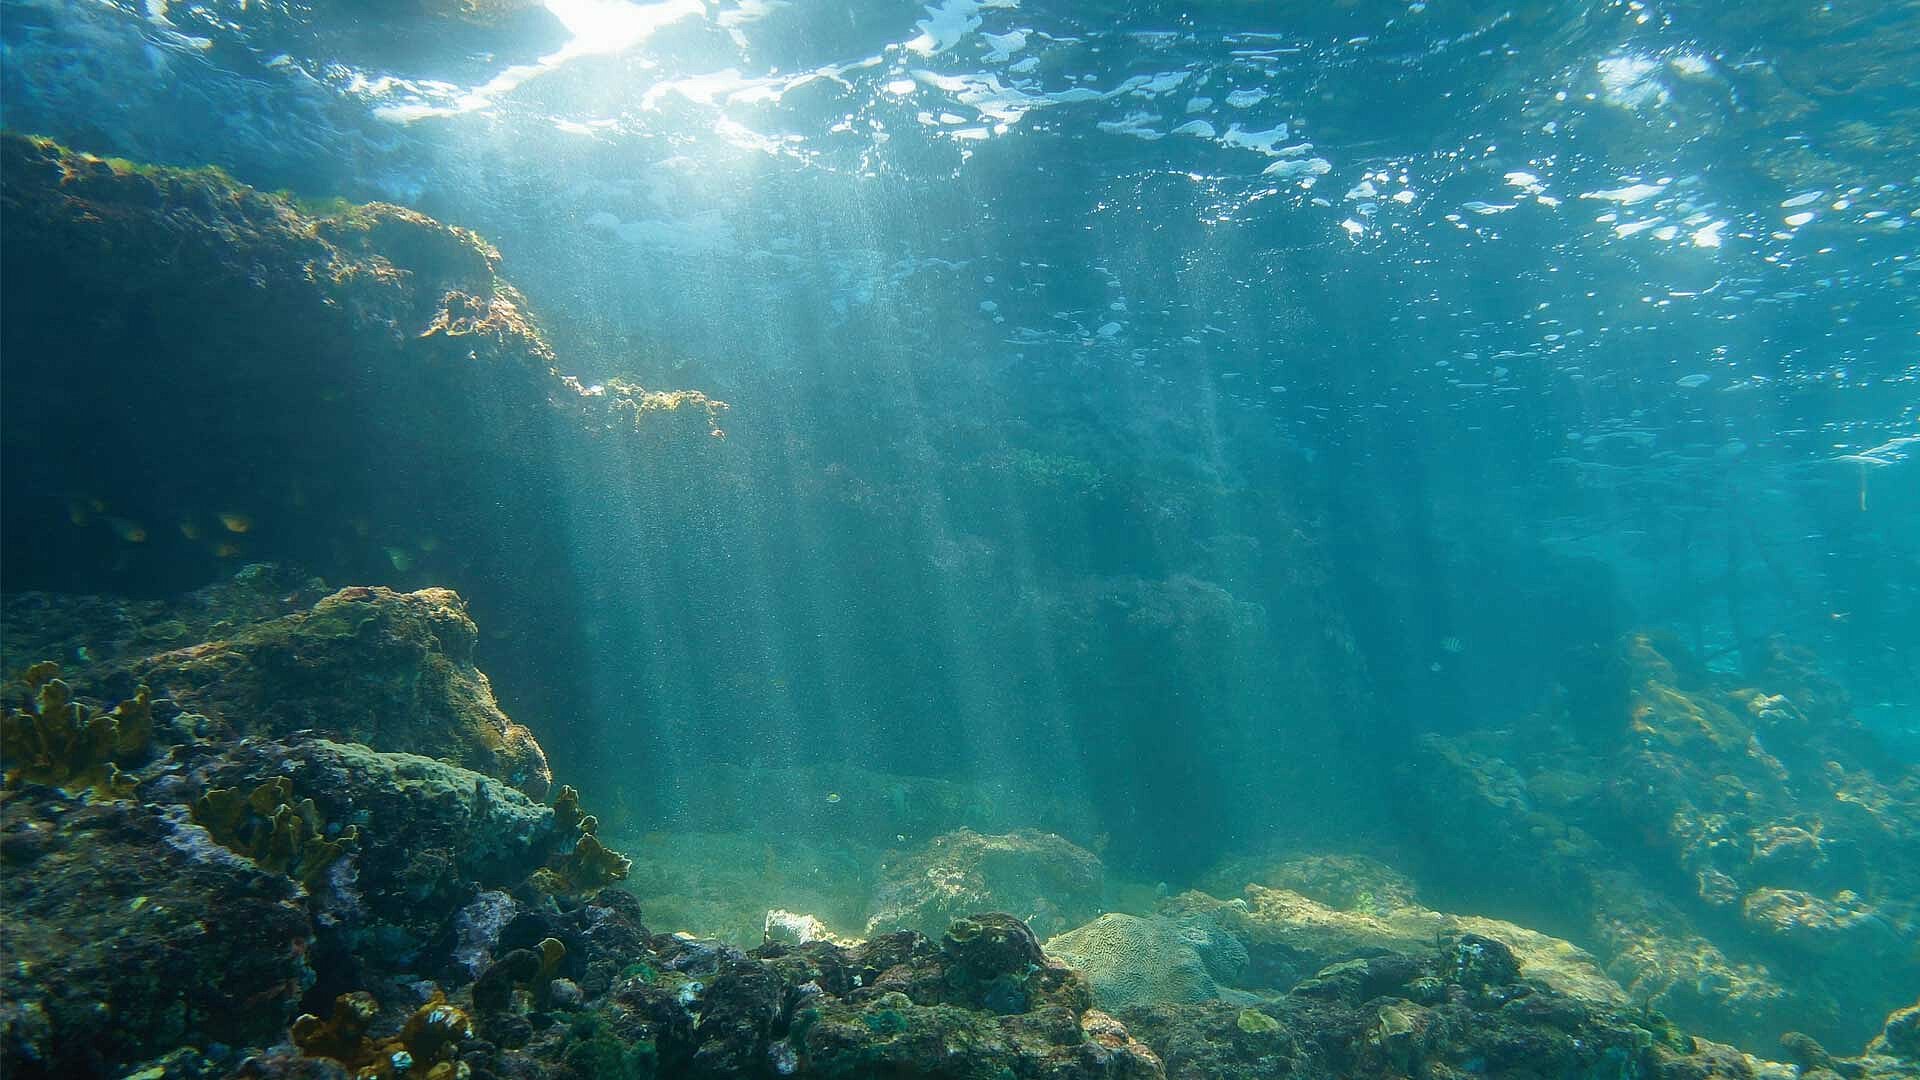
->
[[0, 573, 1915, 1080]]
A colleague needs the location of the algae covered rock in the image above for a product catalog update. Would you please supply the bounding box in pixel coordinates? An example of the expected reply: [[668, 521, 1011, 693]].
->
[[130, 585, 552, 797], [1047, 882, 1621, 1015], [0, 788, 314, 1078], [1110, 932, 1811, 1080], [1400, 631, 1920, 1052], [1216, 884, 1628, 1006], [1197, 851, 1419, 915], [0, 134, 724, 747], [865, 827, 1105, 939], [164, 735, 564, 948]]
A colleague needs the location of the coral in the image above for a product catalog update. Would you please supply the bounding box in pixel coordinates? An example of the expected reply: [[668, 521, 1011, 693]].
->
[[864, 827, 1105, 939], [193, 776, 359, 886], [535, 785, 632, 893], [0, 661, 152, 796], [1045, 912, 1236, 1009], [291, 990, 473, 1079], [290, 991, 380, 1065]]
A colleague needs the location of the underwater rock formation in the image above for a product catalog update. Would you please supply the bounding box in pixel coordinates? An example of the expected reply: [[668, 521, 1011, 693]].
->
[[0, 134, 724, 759], [4, 573, 552, 795], [0, 722, 632, 1079], [0, 786, 315, 1076], [0, 574, 647, 1079], [5, 571, 1914, 1079], [864, 827, 1106, 940], [129, 584, 553, 797], [1044, 882, 1623, 1016], [1, 564, 334, 680], [1399, 631, 1920, 1051]]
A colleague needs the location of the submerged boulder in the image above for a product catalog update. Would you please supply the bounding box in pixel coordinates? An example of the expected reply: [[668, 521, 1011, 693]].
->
[[864, 827, 1106, 940], [128, 584, 552, 797], [1200, 885, 1627, 1007], [1045, 881, 1621, 1015]]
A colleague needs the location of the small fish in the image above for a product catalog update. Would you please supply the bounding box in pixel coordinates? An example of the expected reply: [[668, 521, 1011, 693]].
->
[[1440, 636, 1464, 654], [825, 792, 842, 804], [106, 517, 148, 543], [178, 520, 203, 540], [218, 511, 253, 534], [213, 541, 243, 558], [385, 546, 414, 572]]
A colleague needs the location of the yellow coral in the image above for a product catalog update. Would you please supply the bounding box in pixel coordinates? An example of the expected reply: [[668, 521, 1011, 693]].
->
[[193, 776, 359, 885], [293, 990, 473, 1079], [537, 785, 631, 893], [1, 662, 152, 797]]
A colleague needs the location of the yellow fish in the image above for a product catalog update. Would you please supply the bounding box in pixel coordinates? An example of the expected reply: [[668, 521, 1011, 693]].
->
[[218, 512, 253, 534]]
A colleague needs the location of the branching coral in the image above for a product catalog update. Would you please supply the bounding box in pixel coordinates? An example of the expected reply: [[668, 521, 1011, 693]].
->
[[0, 661, 152, 797], [292, 990, 474, 1079], [192, 775, 358, 885]]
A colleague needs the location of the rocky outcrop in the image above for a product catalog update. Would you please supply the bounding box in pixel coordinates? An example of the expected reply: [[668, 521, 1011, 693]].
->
[[130, 584, 552, 797], [1398, 632, 1920, 1051], [0, 134, 724, 752]]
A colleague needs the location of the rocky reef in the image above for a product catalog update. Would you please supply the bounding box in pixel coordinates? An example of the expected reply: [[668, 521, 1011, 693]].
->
[[0, 133, 724, 763], [1397, 632, 1920, 1051], [6, 574, 1919, 1080]]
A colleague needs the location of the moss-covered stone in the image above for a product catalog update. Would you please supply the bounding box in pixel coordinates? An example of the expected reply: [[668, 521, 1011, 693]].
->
[[132, 586, 552, 797]]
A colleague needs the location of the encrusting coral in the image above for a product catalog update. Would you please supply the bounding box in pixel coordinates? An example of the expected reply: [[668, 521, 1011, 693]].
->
[[0, 661, 152, 797], [192, 775, 359, 886]]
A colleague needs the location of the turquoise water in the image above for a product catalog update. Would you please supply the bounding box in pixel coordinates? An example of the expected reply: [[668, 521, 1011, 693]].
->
[[3, 0, 1918, 1069]]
